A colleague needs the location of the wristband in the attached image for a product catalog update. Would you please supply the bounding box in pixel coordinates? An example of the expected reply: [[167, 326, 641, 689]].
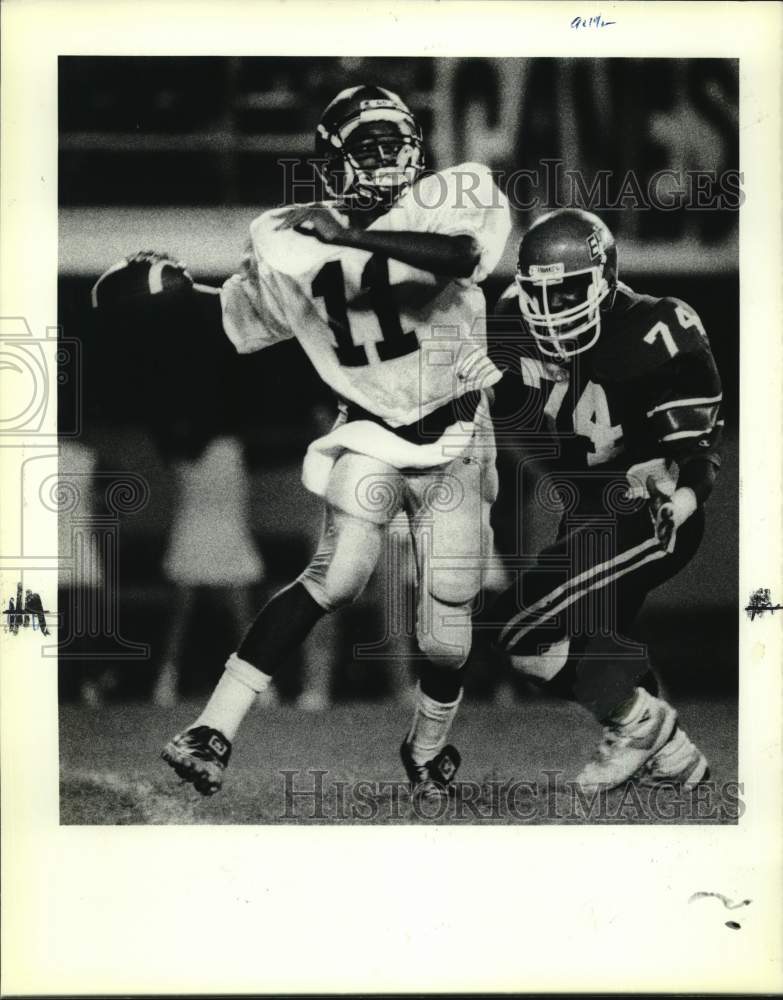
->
[[670, 487, 698, 526]]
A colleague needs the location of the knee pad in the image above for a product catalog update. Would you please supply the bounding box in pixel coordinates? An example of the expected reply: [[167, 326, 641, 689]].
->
[[509, 638, 571, 682], [427, 566, 483, 608], [298, 509, 382, 612], [416, 597, 472, 671], [325, 451, 404, 525]]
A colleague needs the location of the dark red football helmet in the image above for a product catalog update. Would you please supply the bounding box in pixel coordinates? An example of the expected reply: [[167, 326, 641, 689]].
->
[[516, 209, 618, 360]]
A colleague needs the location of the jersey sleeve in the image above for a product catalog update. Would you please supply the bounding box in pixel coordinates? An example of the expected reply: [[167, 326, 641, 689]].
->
[[219, 241, 295, 354], [643, 299, 723, 468], [411, 163, 511, 284], [486, 292, 560, 450]]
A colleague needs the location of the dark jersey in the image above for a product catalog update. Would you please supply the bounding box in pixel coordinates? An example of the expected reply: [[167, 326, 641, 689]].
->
[[488, 281, 723, 503]]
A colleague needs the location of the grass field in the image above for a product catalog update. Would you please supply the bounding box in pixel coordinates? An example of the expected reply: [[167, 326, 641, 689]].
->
[[60, 696, 739, 826]]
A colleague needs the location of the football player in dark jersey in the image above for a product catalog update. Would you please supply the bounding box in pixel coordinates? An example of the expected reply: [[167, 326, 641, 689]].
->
[[484, 208, 723, 791]]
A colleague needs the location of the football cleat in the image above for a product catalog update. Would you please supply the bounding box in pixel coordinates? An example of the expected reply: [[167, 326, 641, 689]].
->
[[640, 723, 710, 788], [161, 725, 232, 796], [575, 687, 677, 792], [400, 739, 461, 800]]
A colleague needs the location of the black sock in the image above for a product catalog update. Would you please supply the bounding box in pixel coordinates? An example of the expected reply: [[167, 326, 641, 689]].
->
[[573, 660, 652, 722], [637, 669, 660, 698], [419, 660, 466, 704], [237, 581, 325, 675]]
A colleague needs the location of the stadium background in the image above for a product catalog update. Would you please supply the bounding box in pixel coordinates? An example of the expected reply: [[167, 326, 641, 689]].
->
[[56, 57, 738, 820]]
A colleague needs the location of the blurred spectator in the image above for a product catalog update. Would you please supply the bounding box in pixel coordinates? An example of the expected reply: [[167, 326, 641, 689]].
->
[[154, 433, 266, 706], [58, 438, 109, 706]]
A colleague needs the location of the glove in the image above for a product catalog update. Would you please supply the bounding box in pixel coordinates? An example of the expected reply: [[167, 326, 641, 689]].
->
[[646, 476, 697, 553], [91, 250, 193, 311]]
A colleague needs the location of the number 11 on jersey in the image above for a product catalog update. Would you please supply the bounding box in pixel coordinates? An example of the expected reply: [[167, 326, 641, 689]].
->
[[312, 255, 419, 367]]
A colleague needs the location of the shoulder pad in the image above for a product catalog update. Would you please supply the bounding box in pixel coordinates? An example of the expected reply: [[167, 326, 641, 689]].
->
[[248, 205, 341, 278], [416, 160, 495, 193], [409, 162, 506, 221], [594, 291, 711, 379]]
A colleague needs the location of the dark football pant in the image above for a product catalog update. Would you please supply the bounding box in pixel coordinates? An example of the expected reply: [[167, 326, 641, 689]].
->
[[487, 502, 704, 719]]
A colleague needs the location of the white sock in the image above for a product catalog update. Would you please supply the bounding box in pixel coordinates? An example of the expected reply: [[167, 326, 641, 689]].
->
[[407, 684, 463, 765], [192, 653, 272, 741]]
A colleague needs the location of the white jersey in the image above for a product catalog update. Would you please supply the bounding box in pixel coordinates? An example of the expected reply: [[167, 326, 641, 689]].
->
[[221, 163, 511, 428]]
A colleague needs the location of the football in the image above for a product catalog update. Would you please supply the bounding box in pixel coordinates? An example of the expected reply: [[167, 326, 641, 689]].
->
[[91, 250, 193, 312]]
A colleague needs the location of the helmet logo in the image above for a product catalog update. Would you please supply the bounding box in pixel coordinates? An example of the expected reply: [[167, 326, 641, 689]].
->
[[586, 230, 604, 260], [546, 363, 569, 382], [359, 98, 399, 111], [529, 262, 565, 278]]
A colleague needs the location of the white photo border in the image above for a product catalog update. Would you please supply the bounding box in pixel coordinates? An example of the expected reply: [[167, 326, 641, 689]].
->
[[1, 1, 781, 993]]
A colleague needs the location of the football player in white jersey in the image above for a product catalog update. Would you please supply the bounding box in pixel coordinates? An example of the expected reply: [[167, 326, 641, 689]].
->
[[94, 85, 511, 797]]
